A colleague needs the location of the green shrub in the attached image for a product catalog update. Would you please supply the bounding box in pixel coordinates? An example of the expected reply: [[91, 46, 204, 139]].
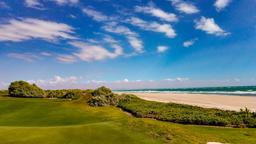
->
[[88, 86, 124, 106], [92, 86, 112, 97], [8, 81, 45, 98], [88, 95, 108, 106], [45, 90, 68, 98], [118, 94, 256, 127], [45, 89, 92, 101]]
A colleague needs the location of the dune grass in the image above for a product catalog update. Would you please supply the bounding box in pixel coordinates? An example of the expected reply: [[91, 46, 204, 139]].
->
[[0, 95, 256, 144], [118, 95, 256, 127]]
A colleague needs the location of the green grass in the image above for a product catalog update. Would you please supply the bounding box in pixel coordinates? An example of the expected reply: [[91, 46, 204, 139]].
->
[[0, 96, 256, 144]]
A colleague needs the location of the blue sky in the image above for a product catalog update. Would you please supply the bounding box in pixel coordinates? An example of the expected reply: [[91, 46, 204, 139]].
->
[[0, 0, 256, 89]]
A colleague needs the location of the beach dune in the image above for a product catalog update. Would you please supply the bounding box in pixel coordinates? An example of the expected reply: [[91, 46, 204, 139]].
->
[[118, 92, 256, 112]]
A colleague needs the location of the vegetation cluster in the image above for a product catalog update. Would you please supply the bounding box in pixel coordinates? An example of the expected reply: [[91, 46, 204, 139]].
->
[[118, 95, 256, 128], [5, 80, 256, 128], [8, 81, 45, 98]]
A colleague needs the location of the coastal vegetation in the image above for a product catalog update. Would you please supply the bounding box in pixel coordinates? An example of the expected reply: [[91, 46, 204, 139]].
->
[[118, 95, 256, 128], [5, 81, 256, 128], [8, 81, 45, 98], [0, 81, 256, 143]]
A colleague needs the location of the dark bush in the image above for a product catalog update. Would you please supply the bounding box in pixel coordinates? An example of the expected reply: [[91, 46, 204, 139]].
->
[[8, 81, 45, 98]]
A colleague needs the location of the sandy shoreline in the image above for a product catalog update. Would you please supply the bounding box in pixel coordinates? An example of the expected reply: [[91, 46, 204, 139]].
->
[[116, 92, 256, 112]]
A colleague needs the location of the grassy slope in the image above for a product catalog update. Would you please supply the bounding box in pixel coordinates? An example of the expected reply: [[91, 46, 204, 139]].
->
[[0, 96, 255, 144]]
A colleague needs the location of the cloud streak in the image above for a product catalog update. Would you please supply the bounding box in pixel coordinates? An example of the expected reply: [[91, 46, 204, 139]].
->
[[24, 0, 43, 9], [0, 18, 76, 42], [54, 0, 79, 6], [103, 24, 144, 53], [7, 53, 40, 62], [135, 6, 178, 22], [127, 17, 176, 38]]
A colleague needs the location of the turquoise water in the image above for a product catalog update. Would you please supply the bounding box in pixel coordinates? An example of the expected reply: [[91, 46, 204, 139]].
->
[[116, 86, 256, 96]]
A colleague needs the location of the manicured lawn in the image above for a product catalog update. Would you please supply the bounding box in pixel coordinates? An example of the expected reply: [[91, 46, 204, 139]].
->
[[0, 96, 256, 144]]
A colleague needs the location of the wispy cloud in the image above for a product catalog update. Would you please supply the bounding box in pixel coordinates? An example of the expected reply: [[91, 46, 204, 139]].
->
[[170, 0, 199, 14], [57, 55, 77, 63], [195, 17, 229, 36], [157, 46, 169, 53], [53, 0, 79, 6], [82, 7, 109, 22], [0, 18, 76, 42], [214, 0, 232, 11], [24, 0, 42, 9], [135, 6, 178, 22], [127, 17, 176, 38], [183, 38, 197, 48], [7, 53, 39, 62], [103, 24, 143, 53], [70, 41, 123, 62], [82, 7, 143, 54]]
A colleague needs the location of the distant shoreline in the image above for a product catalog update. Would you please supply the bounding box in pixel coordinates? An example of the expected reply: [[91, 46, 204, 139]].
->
[[116, 92, 256, 112]]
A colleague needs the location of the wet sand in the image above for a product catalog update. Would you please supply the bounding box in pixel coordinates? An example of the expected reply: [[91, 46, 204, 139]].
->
[[117, 92, 256, 112]]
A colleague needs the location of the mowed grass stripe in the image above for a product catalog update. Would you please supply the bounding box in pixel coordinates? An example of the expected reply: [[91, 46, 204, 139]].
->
[[0, 122, 158, 144]]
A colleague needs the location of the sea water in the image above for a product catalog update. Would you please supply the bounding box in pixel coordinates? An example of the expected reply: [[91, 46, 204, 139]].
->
[[116, 86, 256, 96]]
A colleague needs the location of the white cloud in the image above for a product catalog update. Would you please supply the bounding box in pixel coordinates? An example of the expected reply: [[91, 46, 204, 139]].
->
[[103, 24, 143, 53], [87, 80, 106, 84], [176, 77, 189, 82], [28, 75, 79, 88], [165, 77, 189, 82], [195, 17, 230, 36], [53, 0, 79, 5], [70, 41, 123, 62], [82, 7, 108, 22], [127, 17, 176, 38], [170, 0, 199, 14], [157, 46, 168, 53], [135, 6, 178, 22], [0, 18, 76, 42], [123, 78, 129, 82], [183, 38, 197, 48], [57, 55, 77, 63], [7, 53, 39, 62], [24, 0, 43, 9], [214, 0, 231, 11]]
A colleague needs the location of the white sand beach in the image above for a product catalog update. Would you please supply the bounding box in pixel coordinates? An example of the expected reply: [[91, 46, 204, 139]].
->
[[117, 92, 256, 112]]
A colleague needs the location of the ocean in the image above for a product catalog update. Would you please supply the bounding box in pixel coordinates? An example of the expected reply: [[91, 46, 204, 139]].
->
[[116, 86, 256, 96]]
